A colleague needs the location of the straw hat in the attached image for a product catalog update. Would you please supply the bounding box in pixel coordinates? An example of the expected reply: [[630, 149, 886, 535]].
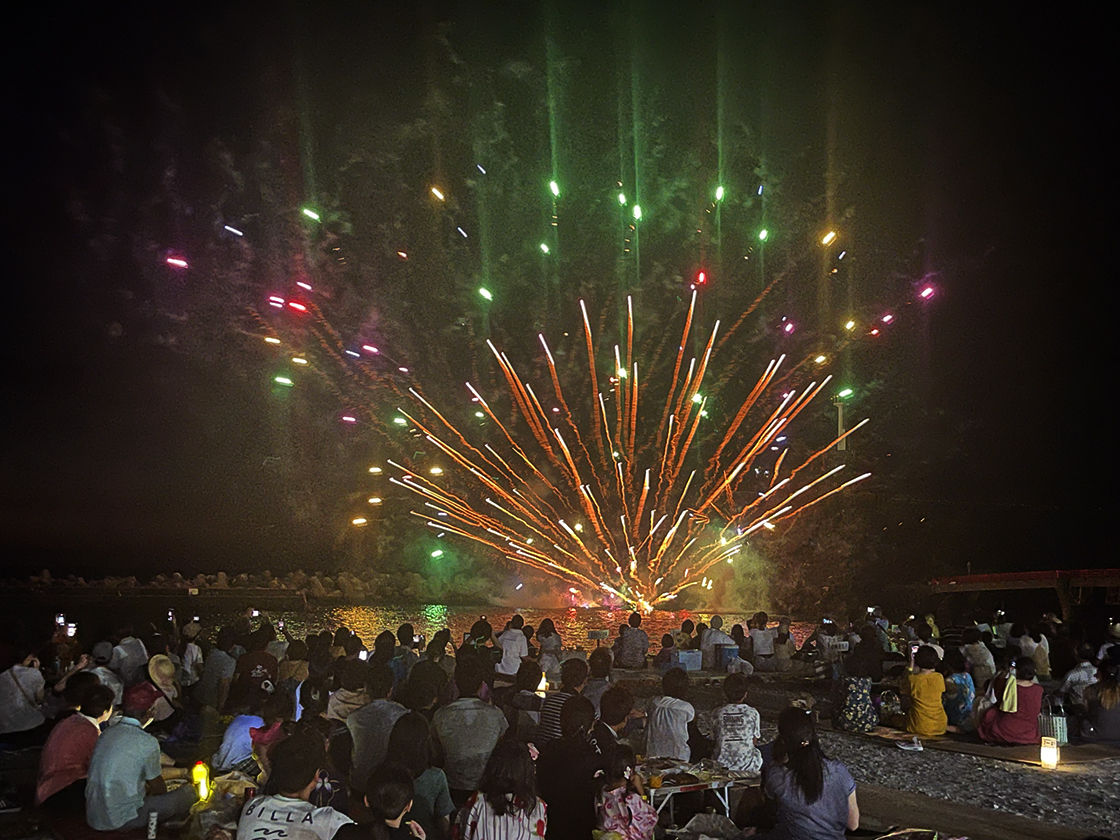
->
[[148, 654, 177, 689], [182, 621, 202, 639]]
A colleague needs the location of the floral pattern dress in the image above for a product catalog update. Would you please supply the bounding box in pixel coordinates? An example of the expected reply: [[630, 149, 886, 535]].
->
[[596, 786, 659, 840], [834, 676, 878, 732], [943, 672, 976, 728]]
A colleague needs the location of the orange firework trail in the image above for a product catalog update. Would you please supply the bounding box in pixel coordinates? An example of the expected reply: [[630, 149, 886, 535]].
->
[[388, 298, 869, 611]]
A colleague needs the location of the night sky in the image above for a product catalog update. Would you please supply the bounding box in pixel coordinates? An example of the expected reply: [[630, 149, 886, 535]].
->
[[0, 2, 1109, 580]]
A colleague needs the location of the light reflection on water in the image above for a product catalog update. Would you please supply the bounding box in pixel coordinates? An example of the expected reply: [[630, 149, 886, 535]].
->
[[205, 605, 812, 649]]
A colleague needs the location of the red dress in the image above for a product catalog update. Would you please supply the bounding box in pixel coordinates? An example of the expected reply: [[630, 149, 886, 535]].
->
[[976, 678, 1043, 745]]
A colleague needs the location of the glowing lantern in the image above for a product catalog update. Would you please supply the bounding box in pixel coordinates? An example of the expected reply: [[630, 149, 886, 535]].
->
[[1040, 737, 1059, 770], [192, 762, 211, 801]]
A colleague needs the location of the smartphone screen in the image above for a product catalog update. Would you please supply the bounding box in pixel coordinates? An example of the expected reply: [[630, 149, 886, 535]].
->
[[413, 634, 422, 644], [193, 616, 200, 623], [358, 650, 368, 661], [251, 609, 260, 618], [278, 620, 285, 630], [56, 613, 66, 626], [66, 623, 77, 638]]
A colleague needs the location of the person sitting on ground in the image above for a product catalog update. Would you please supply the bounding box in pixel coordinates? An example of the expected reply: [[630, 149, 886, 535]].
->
[[536, 619, 562, 676], [652, 634, 675, 669], [432, 657, 509, 805], [109, 626, 150, 687], [1023, 625, 1052, 680], [397, 661, 446, 718], [594, 743, 657, 840], [647, 667, 695, 760], [588, 686, 636, 767], [424, 629, 456, 679], [230, 629, 279, 711], [87, 642, 124, 707], [757, 707, 859, 839], [536, 695, 597, 840], [671, 619, 695, 652], [250, 692, 296, 782], [458, 736, 546, 840], [495, 615, 531, 680], [239, 731, 353, 840], [349, 664, 408, 794], [213, 695, 268, 775], [1060, 642, 1100, 712], [901, 645, 947, 738], [582, 647, 613, 715], [85, 688, 198, 830], [1081, 651, 1120, 744], [914, 623, 944, 660], [197, 626, 239, 712], [0, 648, 48, 746], [362, 763, 426, 840], [537, 657, 589, 744], [833, 647, 879, 734], [327, 659, 371, 723], [36, 684, 114, 814], [749, 612, 778, 665], [280, 639, 311, 694], [942, 647, 975, 732], [295, 716, 350, 813], [123, 655, 181, 731], [961, 627, 996, 692], [701, 615, 736, 670], [711, 672, 763, 774], [384, 712, 453, 838], [394, 624, 421, 679], [976, 657, 1043, 745], [616, 613, 649, 669], [50, 669, 100, 721], [501, 660, 544, 741], [178, 622, 204, 691]]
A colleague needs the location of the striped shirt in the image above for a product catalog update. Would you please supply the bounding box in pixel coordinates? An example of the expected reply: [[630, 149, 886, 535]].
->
[[535, 690, 574, 744], [457, 793, 546, 840]]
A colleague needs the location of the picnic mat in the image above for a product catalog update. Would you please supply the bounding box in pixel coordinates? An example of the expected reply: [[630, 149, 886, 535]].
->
[[818, 720, 1120, 765]]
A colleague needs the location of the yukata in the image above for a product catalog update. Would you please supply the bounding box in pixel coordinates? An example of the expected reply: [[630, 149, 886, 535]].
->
[[596, 787, 658, 840], [833, 677, 878, 733]]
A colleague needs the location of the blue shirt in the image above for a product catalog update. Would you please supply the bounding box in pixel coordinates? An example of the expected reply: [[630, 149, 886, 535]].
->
[[86, 717, 162, 830]]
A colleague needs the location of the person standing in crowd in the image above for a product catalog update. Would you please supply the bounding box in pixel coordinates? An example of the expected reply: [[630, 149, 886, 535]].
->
[[647, 668, 695, 760], [616, 613, 649, 669], [757, 707, 859, 837], [536, 619, 562, 676], [495, 615, 530, 681], [36, 684, 115, 814], [710, 672, 762, 774], [348, 665, 408, 795], [457, 737, 547, 840], [537, 658, 589, 744], [588, 686, 635, 767], [432, 658, 508, 805], [85, 690, 197, 830], [237, 732, 353, 840]]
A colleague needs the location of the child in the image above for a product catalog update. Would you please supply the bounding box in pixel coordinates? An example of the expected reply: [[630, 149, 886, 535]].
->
[[652, 634, 675, 669], [710, 672, 762, 774], [365, 763, 426, 840], [595, 745, 658, 840], [942, 647, 975, 732], [646, 668, 695, 760], [458, 737, 547, 840]]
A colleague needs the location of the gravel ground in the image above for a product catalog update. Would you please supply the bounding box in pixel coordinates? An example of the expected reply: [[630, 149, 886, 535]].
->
[[629, 678, 1120, 837], [767, 720, 1120, 837]]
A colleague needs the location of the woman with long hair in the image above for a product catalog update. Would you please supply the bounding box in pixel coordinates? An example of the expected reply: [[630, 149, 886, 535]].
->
[[760, 707, 859, 838], [1082, 652, 1120, 744], [385, 711, 454, 838], [458, 736, 546, 840]]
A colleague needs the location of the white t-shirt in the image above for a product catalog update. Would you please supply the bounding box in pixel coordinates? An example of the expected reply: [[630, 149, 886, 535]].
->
[[496, 629, 529, 676], [0, 665, 46, 734], [181, 642, 204, 687], [647, 696, 695, 760], [110, 637, 150, 686], [749, 627, 777, 656], [237, 795, 353, 840], [711, 703, 762, 774]]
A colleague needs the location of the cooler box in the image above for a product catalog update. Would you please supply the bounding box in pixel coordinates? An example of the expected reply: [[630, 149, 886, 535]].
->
[[717, 645, 740, 670], [673, 650, 702, 671]]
